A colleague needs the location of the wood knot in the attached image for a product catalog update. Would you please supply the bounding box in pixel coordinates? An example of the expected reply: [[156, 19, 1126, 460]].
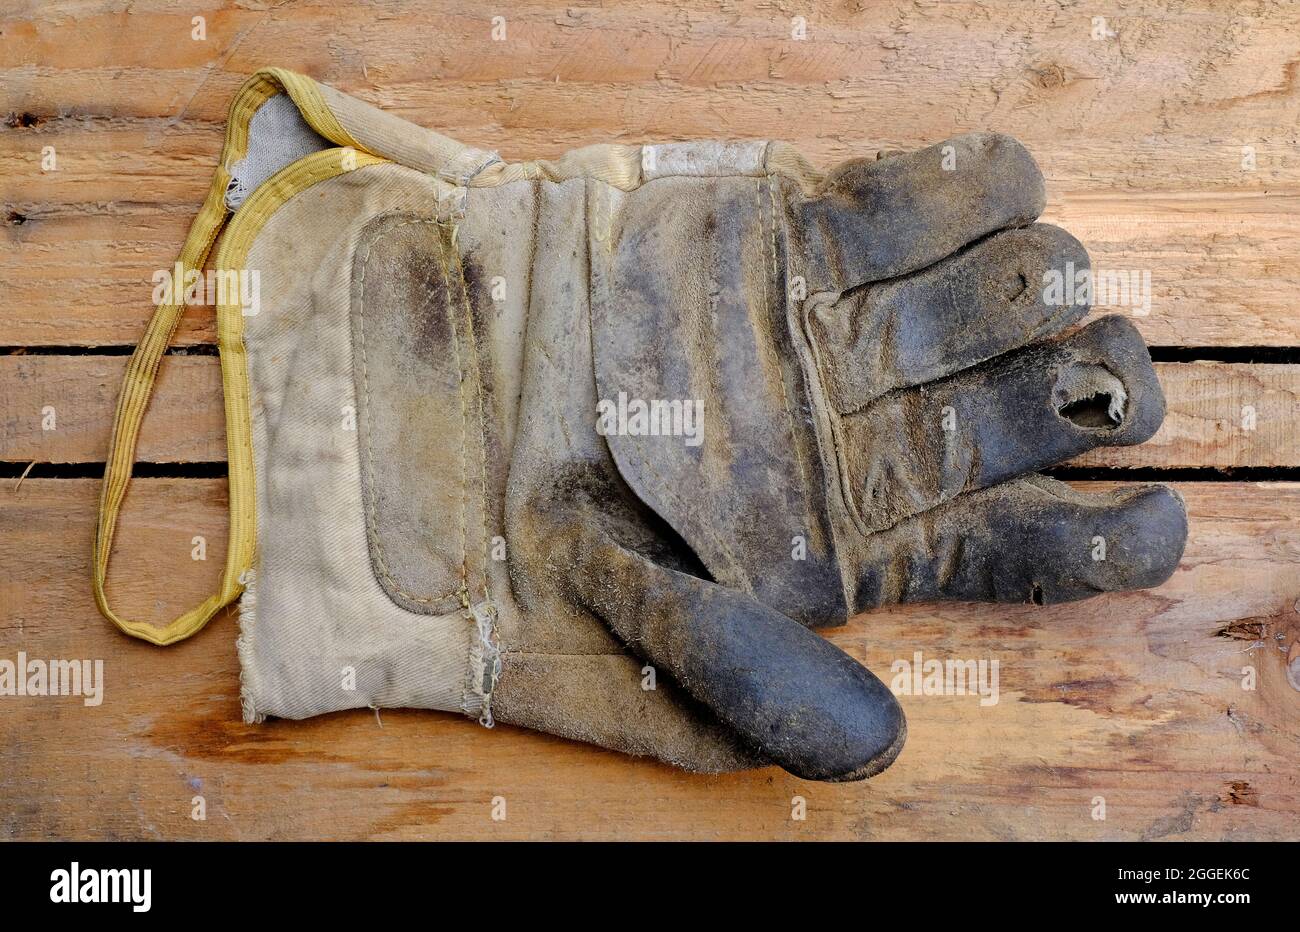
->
[[1031, 64, 1069, 90], [1221, 781, 1259, 807], [5, 111, 42, 129]]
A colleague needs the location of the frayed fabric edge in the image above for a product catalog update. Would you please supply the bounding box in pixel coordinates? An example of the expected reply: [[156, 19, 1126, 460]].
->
[[235, 568, 266, 724], [463, 599, 502, 728]]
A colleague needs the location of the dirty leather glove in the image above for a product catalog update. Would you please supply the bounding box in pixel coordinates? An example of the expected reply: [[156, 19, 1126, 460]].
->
[[95, 71, 1188, 783]]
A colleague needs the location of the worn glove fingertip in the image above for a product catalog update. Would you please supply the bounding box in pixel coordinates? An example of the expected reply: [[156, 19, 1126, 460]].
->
[[764, 645, 908, 783], [808, 673, 908, 783], [963, 130, 1047, 221], [655, 581, 909, 783], [825, 709, 908, 783], [1104, 483, 1189, 592]]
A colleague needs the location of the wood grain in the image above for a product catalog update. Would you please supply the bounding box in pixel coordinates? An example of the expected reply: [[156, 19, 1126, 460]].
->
[[2, 1, 1299, 344], [0, 354, 225, 464], [1, 478, 1295, 840], [1071, 360, 1300, 468], [2, 355, 1295, 468]]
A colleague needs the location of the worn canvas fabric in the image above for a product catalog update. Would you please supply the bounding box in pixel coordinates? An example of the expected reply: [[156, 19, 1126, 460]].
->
[[95, 69, 1187, 781]]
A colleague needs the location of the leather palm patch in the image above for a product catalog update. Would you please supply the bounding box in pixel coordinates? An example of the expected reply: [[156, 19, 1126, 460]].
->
[[349, 213, 489, 614]]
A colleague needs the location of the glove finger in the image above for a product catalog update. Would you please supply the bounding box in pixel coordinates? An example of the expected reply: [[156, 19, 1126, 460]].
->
[[799, 132, 1045, 292], [492, 650, 764, 774], [853, 475, 1187, 609], [841, 315, 1164, 533], [808, 223, 1091, 412], [565, 519, 906, 782]]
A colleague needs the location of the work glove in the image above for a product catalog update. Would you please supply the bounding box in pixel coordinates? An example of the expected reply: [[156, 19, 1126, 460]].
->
[[95, 70, 1188, 782]]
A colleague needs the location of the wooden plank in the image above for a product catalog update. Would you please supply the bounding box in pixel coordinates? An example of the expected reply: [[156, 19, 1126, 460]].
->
[[2, 0, 1298, 345], [2, 355, 1295, 468], [4, 1, 1298, 178], [1, 478, 1297, 840], [0, 354, 224, 463], [1048, 195, 1300, 348], [5, 189, 1295, 347], [1072, 361, 1300, 468]]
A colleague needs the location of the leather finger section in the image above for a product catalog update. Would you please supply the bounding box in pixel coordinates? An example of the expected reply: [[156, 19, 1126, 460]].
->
[[797, 132, 1046, 291], [853, 475, 1188, 609], [807, 223, 1091, 413], [491, 651, 764, 774], [839, 315, 1166, 534], [567, 524, 907, 782]]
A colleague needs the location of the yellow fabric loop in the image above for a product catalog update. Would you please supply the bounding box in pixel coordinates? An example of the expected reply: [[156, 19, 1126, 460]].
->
[[93, 66, 379, 646]]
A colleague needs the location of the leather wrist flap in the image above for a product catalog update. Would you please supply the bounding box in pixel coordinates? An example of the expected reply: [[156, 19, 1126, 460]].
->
[[588, 174, 848, 627]]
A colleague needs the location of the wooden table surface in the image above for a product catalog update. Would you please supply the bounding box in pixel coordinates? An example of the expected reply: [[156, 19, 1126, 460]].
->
[[2, 0, 1297, 840]]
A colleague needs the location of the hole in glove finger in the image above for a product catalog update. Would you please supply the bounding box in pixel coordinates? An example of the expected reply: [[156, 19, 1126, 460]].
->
[[840, 315, 1165, 534], [808, 223, 1091, 412]]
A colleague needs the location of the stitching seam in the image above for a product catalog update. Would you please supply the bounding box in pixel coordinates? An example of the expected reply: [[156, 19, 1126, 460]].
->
[[432, 223, 473, 603], [449, 224, 493, 602], [759, 176, 811, 496], [355, 217, 465, 606]]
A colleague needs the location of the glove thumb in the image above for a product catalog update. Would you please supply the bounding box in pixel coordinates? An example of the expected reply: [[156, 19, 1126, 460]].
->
[[565, 515, 906, 782]]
